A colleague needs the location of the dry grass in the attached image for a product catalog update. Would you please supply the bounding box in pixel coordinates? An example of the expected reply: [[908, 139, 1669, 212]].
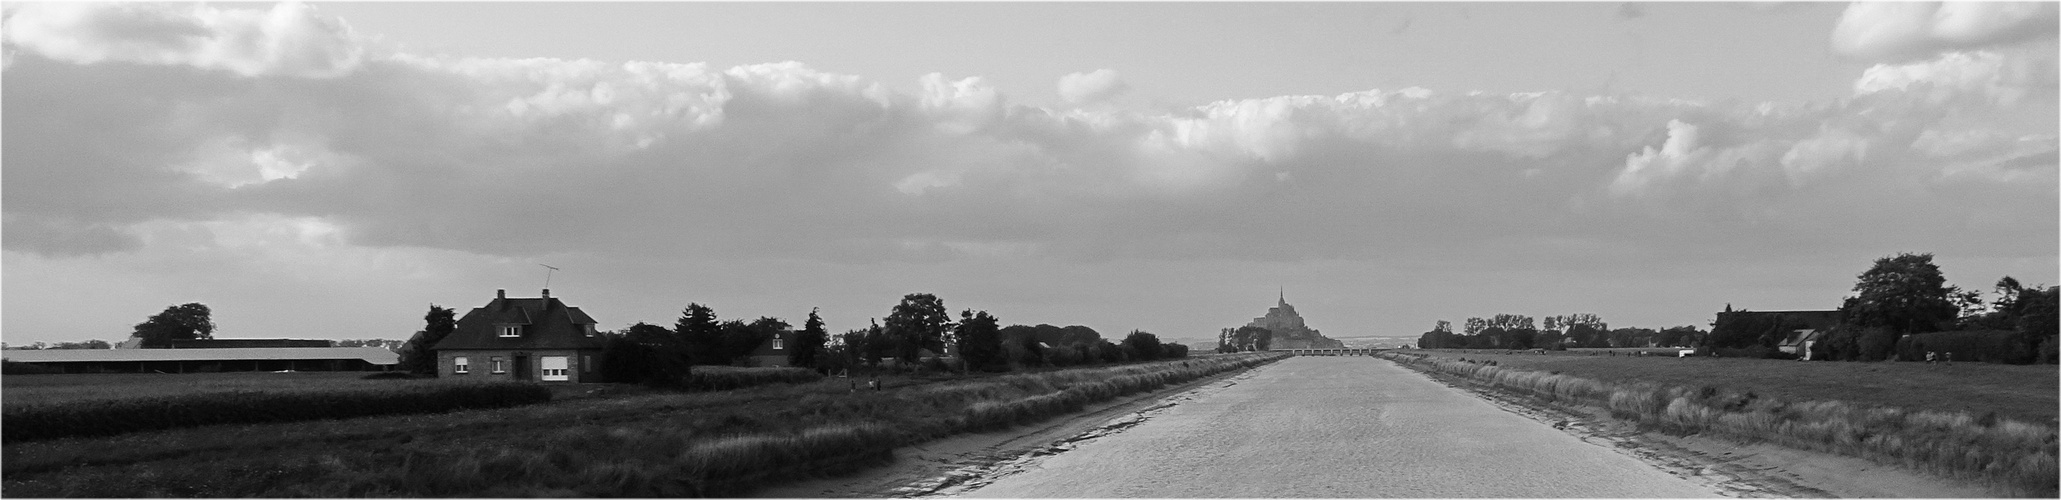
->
[[1383, 351, 2060, 497], [1417, 348, 2057, 423], [1, 353, 1289, 497]]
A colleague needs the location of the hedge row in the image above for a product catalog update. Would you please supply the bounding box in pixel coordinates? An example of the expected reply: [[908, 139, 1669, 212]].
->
[[2, 381, 551, 442], [683, 367, 824, 392], [1895, 330, 2035, 364]]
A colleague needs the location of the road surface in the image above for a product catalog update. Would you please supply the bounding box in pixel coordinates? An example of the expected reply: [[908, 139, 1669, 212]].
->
[[962, 356, 1720, 498]]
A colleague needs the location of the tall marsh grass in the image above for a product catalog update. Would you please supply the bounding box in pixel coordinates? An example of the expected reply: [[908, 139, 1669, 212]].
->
[[1380, 352, 2059, 496]]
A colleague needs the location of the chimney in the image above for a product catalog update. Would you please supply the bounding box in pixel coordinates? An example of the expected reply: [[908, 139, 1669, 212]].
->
[[496, 289, 506, 299], [541, 288, 550, 299]]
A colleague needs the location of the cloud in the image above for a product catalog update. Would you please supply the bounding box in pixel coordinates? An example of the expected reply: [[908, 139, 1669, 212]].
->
[[1, 2, 2051, 272], [1, 2, 365, 78], [1831, 2, 2058, 62], [1852, 45, 2058, 107], [1057, 69, 1130, 105]]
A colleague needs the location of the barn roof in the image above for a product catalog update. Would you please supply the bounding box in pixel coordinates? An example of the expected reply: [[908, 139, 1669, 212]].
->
[[1, 347, 399, 364]]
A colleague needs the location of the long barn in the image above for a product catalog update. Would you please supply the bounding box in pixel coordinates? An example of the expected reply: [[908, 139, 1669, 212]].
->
[[1, 347, 399, 374]]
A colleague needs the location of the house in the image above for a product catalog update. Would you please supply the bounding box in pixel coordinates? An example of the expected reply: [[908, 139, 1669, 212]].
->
[[1718, 308, 1841, 360], [747, 329, 795, 367], [1778, 329, 1825, 359], [430, 289, 603, 382]]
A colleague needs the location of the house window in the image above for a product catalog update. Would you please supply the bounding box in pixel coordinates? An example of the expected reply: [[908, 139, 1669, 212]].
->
[[499, 325, 522, 338], [541, 356, 569, 381], [772, 337, 784, 350], [453, 356, 469, 374], [582, 355, 593, 373], [582, 324, 596, 337], [491, 357, 506, 374]]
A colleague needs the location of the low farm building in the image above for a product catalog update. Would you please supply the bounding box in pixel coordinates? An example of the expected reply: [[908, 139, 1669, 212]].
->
[[0, 347, 398, 374]]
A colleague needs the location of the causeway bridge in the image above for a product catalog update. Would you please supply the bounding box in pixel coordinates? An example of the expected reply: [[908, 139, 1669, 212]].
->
[[1274, 348, 1390, 356]]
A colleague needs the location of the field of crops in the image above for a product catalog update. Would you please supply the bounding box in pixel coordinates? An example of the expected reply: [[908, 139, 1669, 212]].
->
[[3, 371, 418, 409], [1414, 348, 2058, 423], [2, 353, 1287, 497]]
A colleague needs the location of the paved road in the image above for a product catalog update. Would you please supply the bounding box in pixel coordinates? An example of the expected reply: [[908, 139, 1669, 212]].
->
[[963, 356, 1719, 498]]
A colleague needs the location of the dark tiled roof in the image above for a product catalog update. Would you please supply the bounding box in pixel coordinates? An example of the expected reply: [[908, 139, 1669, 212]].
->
[[431, 294, 604, 351]]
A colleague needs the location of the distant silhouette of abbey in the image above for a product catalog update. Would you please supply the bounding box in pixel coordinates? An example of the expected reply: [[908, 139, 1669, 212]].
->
[[1249, 291, 1345, 349]]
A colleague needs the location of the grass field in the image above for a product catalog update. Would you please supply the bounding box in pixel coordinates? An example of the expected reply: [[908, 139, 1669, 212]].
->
[[1412, 348, 2058, 423], [2, 371, 425, 409], [1, 353, 1286, 497]]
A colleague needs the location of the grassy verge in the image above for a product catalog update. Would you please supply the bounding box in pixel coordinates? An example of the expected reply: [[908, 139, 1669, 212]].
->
[[1415, 348, 2058, 423], [2, 352, 1287, 497], [1381, 351, 2059, 497]]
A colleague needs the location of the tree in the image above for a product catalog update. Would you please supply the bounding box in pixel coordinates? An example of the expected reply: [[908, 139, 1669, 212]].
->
[[2014, 286, 2057, 356], [398, 305, 457, 375], [1840, 253, 1959, 337], [1121, 330, 1166, 361], [133, 303, 216, 348], [791, 308, 829, 370], [954, 309, 1004, 370], [1225, 325, 1272, 351], [884, 293, 952, 364], [675, 303, 721, 365], [1463, 317, 1487, 335], [602, 322, 693, 386]]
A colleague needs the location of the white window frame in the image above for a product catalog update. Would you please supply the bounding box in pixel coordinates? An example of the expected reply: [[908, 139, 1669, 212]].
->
[[541, 356, 569, 381], [491, 356, 506, 374], [772, 337, 784, 350], [498, 325, 522, 338], [453, 356, 470, 374]]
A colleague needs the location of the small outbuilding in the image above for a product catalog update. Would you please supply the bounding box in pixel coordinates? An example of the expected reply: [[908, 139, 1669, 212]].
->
[[430, 289, 604, 382]]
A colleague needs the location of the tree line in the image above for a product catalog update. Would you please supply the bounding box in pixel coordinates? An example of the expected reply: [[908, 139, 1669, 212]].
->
[[393, 292, 1187, 386], [1707, 252, 2057, 364], [1415, 313, 1707, 350]]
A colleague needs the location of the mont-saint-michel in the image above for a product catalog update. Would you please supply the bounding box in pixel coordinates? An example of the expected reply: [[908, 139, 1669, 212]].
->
[[1246, 292, 1345, 350]]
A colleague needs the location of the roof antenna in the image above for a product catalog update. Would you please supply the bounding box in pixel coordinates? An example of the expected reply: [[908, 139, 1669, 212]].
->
[[539, 264, 560, 289]]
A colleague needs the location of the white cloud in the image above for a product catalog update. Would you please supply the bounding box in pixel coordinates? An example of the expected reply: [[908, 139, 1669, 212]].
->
[[1, 2, 2050, 271], [1057, 69, 1130, 105], [1, 2, 365, 78], [1831, 2, 2058, 62], [1852, 45, 2058, 107]]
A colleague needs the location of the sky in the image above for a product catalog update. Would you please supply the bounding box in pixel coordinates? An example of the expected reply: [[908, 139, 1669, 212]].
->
[[2, 2, 2056, 345]]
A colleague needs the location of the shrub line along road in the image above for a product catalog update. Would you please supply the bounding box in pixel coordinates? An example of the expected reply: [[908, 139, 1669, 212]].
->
[[959, 356, 1722, 498]]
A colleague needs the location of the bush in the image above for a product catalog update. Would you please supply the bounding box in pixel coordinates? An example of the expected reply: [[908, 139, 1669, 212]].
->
[[1896, 330, 2033, 364], [3, 381, 552, 442]]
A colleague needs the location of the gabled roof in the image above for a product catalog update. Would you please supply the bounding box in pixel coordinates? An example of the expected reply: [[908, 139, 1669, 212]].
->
[[2, 347, 398, 364], [431, 291, 604, 351], [1779, 329, 1824, 347]]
